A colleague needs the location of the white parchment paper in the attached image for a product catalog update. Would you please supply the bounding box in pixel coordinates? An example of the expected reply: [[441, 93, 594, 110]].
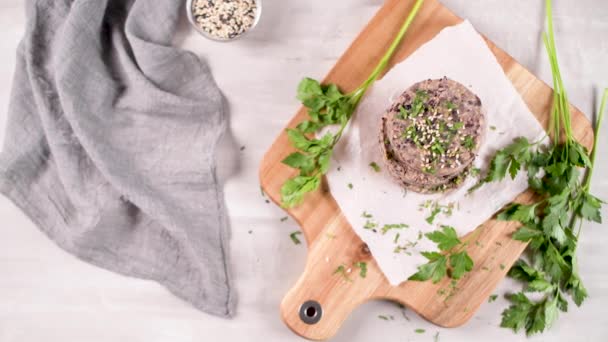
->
[[325, 21, 546, 286]]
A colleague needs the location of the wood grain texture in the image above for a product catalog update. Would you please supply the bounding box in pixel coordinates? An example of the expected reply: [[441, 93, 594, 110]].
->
[[258, 0, 594, 340]]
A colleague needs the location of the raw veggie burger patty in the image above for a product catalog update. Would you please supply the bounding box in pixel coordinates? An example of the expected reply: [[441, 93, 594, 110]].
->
[[378, 77, 485, 193]]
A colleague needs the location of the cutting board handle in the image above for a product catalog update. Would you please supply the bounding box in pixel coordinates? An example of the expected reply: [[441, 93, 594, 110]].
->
[[280, 214, 384, 340]]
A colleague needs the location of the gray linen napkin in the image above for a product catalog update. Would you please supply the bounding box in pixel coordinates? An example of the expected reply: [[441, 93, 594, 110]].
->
[[0, 0, 235, 317]]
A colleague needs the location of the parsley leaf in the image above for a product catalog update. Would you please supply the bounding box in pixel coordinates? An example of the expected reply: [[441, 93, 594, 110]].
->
[[449, 251, 474, 279], [280, 175, 321, 208], [408, 252, 448, 283], [425, 225, 461, 251], [410, 226, 475, 284]]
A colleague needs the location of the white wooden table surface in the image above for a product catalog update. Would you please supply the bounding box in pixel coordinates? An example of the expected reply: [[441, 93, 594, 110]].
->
[[1, 1, 607, 341]]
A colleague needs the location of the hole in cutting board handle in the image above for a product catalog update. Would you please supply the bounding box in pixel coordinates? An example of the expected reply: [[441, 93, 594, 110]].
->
[[299, 300, 323, 325]]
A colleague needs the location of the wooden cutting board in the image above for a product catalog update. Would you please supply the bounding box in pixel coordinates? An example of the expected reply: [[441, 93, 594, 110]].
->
[[258, 0, 594, 340]]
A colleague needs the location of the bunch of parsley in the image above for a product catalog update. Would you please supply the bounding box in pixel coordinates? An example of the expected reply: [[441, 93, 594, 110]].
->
[[280, 0, 424, 207], [475, 0, 607, 335]]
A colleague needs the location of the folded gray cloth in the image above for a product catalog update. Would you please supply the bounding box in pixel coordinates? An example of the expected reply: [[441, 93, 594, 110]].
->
[[0, 0, 235, 317]]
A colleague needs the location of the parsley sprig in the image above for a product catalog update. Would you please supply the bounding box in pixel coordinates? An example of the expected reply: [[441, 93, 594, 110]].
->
[[409, 226, 474, 283], [280, 0, 425, 207], [475, 0, 607, 335]]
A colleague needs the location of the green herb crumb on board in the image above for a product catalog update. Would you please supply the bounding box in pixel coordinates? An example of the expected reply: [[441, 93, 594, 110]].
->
[[289, 231, 302, 245], [354, 261, 368, 278], [279, 0, 425, 207], [471, 0, 607, 336], [333, 265, 352, 282], [369, 161, 381, 172]]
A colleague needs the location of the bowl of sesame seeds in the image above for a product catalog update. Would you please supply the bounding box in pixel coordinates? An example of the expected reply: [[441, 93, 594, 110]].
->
[[187, 0, 261, 41]]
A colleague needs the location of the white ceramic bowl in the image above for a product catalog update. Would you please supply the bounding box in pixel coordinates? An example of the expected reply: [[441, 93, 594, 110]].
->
[[186, 0, 262, 42]]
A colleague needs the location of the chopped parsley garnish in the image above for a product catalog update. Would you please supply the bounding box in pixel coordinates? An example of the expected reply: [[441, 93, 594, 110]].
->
[[289, 231, 302, 245], [333, 265, 352, 282], [347, 182, 353, 189], [415, 329, 426, 334], [354, 261, 368, 278], [463, 135, 475, 150], [445, 101, 457, 110], [489, 294, 498, 302], [363, 220, 378, 230], [423, 201, 456, 224], [426, 207, 442, 224], [369, 161, 381, 172], [381, 223, 409, 234], [423, 166, 436, 174], [362, 211, 373, 218], [280, 216, 288, 222]]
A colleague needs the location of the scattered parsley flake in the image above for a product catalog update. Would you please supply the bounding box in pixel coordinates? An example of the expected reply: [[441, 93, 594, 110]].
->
[[347, 183, 353, 189], [333, 265, 352, 282], [355, 261, 368, 278], [489, 294, 498, 302], [415, 328, 426, 334], [369, 162, 381, 172], [280, 216, 288, 222], [463, 135, 475, 150], [445, 101, 457, 110], [381, 223, 409, 234], [423, 201, 456, 224], [289, 231, 302, 245], [361, 211, 373, 218], [426, 207, 441, 224], [363, 220, 378, 229], [490, 125, 497, 131], [500, 263, 506, 270]]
